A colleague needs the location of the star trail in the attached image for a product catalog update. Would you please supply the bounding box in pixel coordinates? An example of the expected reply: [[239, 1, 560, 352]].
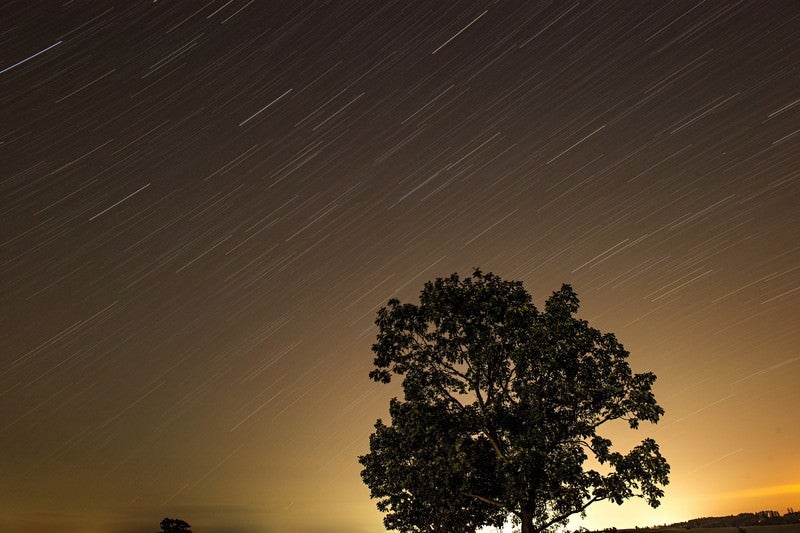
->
[[1, 2, 799, 532]]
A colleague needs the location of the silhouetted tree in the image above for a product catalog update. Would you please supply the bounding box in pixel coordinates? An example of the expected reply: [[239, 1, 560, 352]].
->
[[360, 270, 669, 533], [159, 517, 191, 532]]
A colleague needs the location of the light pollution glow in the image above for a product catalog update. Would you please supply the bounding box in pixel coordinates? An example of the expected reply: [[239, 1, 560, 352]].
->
[[1, 2, 799, 532]]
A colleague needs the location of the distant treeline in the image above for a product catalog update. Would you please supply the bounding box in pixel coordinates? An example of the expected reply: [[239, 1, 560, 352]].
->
[[594, 508, 800, 533], [670, 509, 800, 529]]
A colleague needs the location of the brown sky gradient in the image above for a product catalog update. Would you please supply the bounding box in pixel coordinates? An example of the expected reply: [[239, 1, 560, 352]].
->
[[1, 2, 799, 532]]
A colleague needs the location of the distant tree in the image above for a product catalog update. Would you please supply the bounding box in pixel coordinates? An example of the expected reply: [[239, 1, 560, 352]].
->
[[159, 518, 191, 532], [360, 270, 669, 533]]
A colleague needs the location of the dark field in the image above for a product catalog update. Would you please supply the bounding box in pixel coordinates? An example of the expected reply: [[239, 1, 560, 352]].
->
[[646, 525, 800, 533]]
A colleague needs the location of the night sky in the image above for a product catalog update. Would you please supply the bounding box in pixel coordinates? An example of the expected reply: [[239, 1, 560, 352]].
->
[[2, 2, 800, 532]]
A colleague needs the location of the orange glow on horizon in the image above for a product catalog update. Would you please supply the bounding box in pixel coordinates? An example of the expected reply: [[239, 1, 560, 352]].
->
[[720, 483, 800, 500]]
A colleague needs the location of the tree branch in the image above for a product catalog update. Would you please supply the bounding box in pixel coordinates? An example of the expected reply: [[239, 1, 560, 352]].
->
[[461, 491, 506, 509], [535, 496, 602, 532], [472, 379, 508, 461], [440, 361, 469, 381], [434, 380, 467, 413]]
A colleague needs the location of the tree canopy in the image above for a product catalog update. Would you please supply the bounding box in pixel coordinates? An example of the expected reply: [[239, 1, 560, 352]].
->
[[159, 517, 191, 533], [359, 270, 669, 533]]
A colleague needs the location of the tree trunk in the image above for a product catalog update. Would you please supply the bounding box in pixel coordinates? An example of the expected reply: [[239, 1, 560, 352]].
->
[[520, 510, 534, 533]]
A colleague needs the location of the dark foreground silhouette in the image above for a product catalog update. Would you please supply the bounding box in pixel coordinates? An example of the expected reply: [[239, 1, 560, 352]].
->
[[360, 270, 669, 533], [159, 517, 191, 532], [670, 509, 800, 529]]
